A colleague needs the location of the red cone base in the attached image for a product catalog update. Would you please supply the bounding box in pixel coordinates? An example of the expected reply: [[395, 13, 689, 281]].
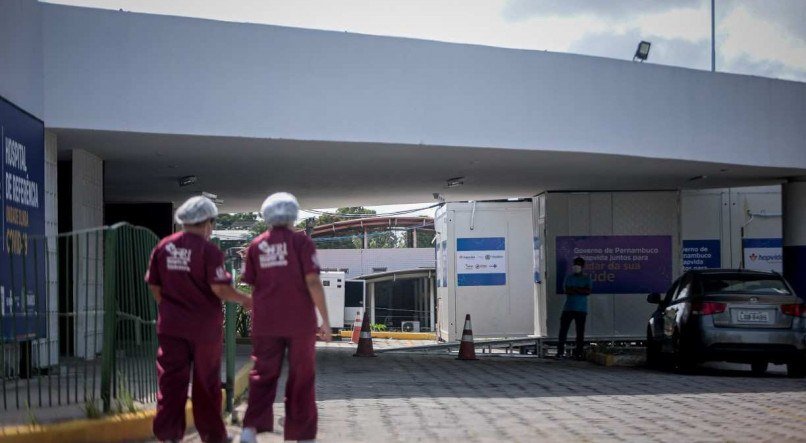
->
[[353, 310, 376, 357], [457, 314, 478, 361]]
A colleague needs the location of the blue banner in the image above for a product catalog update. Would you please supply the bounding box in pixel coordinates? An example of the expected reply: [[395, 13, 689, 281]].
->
[[457, 237, 506, 286], [682, 239, 721, 270], [457, 237, 505, 251], [784, 246, 806, 301], [1, 96, 46, 342]]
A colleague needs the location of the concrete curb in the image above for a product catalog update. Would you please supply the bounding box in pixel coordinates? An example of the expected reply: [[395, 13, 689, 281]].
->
[[338, 331, 436, 340], [0, 360, 254, 443], [588, 351, 646, 367]]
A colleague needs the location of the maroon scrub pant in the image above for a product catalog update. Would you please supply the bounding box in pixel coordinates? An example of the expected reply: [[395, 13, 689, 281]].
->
[[154, 334, 226, 443], [243, 334, 317, 441]]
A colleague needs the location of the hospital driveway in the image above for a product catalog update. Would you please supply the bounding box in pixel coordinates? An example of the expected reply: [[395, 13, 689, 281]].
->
[[184, 347, 806, 442]]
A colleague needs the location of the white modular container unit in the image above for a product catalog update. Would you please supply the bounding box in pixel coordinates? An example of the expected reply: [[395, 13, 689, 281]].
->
[[535, 191, 681, 340], [681, 186, 781, 272], [319, 272, 346, 329], [435, 201, 534, 341]]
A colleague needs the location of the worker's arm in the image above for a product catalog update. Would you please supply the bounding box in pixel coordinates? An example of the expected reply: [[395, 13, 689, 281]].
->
[[305, 273, 332, 342], [211, 284, 253, 310], [148, 284, 162, 305]]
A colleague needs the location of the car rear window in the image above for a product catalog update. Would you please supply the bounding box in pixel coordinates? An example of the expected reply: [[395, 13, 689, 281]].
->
[[698, 274, 791, 295]]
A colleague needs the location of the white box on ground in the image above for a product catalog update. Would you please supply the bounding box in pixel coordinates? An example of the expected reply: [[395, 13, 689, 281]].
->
[[318, 271, 345, 329], [401, 321, 420, 332]]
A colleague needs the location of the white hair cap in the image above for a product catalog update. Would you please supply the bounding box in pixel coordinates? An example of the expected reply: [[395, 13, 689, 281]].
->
[[260, 192, 299, 227], [174, 196, 219, 225]]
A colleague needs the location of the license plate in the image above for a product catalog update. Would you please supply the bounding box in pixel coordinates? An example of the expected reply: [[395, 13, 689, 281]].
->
[[736, 310, 771, 323]]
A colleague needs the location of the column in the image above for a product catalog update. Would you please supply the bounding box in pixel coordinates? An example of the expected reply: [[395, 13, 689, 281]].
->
[[368, 283, 375, 325], [783, 181, 806, 298], [429, 277, 435, 332]]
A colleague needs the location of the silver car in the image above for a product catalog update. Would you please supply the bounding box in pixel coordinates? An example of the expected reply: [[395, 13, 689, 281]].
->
[[646, 269, 806, 377]]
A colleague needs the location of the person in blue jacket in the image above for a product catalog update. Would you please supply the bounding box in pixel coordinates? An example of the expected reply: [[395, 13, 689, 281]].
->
[[556, 257, 593, 360]]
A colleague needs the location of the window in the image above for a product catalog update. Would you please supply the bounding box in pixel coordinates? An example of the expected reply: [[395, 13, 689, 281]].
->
[[674, 274, 693, 302], [698, 274, 790, 295], [664, 277, 681, 304]]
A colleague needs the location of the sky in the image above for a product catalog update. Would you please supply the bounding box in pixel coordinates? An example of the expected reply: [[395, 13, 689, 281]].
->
[[45, 0, 806, 217]]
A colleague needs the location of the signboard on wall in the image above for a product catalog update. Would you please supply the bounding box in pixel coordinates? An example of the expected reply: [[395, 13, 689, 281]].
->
[[682, 239, 721, 271], [456, 237, 506, 286], [556, 236, 672, 294], [743, 238, 783, 273], [1, 96, 46, 341]]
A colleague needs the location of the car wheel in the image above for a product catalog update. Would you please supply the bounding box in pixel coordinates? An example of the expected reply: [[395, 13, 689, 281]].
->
[[787, 360, 806, 378], [751, 361, 768, 376], [672, 331, 696, 374]]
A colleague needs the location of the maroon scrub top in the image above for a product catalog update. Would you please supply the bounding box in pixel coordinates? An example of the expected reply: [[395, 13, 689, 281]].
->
[[241, 227, 321, 337], [145, 231, 232, 341]]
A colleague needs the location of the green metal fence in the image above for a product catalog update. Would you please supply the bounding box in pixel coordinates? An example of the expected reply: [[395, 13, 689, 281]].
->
[[2, 223, 159, 414], [216, 241, 241, 414]]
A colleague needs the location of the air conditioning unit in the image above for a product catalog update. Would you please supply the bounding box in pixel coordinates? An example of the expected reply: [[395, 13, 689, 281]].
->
[[401, 321, 420, 333]]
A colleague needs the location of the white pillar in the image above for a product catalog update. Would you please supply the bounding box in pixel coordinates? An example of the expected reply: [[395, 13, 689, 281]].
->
[[368, 283, 375, 325], [783, 181, 806, 297], [429, 277, 435, 332]]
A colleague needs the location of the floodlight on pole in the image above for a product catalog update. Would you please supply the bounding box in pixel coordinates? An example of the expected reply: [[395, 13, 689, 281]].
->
[[633, 41, 651, 62]]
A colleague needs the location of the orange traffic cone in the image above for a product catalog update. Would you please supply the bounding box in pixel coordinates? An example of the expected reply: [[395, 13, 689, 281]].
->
[[457, 314, 478, 360], [349, 311, 362, 344], [353, 310, 376, 357]]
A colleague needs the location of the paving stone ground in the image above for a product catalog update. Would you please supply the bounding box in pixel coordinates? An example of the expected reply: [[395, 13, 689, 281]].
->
[[177, 347, 806, 442]]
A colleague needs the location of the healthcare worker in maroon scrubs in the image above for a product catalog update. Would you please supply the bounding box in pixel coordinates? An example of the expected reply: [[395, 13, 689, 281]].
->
[[240, 192, 330, 443], [146, 196, 252, 443]]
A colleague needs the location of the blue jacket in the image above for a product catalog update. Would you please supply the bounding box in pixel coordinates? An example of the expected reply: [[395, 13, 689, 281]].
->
[[563, 273, 593, 313]]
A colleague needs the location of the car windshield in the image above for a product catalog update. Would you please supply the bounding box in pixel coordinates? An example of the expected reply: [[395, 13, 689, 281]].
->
[[698, 274, 791, 295]]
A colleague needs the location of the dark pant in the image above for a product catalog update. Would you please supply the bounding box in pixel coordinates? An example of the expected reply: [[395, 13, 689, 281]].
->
[[153, 334, 225, 443], [243, 334, 317, 441], [557, 311, 587, 357]]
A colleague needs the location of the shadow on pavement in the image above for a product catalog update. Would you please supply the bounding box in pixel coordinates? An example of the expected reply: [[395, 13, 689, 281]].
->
[[312, 348, 806, 402]]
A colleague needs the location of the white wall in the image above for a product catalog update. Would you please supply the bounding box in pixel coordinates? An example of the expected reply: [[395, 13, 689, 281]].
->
[[317, 248, 435, 280], [42, 4, 806, 171], [0, 0, 43, 119]]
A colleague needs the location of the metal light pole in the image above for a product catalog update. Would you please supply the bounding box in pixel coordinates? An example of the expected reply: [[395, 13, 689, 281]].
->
[[711, 0, 716, 72]]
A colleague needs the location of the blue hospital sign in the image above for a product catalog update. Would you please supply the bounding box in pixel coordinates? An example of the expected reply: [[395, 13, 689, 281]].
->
[[1, 96, 46, 341], [456, 237, 506, 286]]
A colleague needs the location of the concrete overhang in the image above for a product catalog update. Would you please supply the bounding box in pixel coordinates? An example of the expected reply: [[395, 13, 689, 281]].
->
[[38, 4, 806, 210], [52, 129, 801, 211]]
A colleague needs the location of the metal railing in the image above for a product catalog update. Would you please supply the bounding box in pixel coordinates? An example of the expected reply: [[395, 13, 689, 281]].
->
[[2, 223, 158, 414]]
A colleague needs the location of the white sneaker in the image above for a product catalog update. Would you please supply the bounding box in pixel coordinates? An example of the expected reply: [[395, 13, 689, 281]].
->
[[239, 427, 257, 443]]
